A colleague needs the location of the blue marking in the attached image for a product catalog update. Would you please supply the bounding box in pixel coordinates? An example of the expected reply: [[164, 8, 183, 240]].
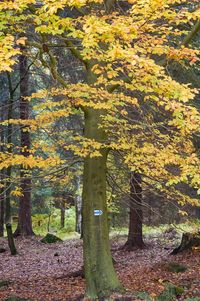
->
[[94, 209, 103, 216]]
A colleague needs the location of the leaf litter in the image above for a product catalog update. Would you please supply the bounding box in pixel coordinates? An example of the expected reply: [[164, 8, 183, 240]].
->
[[0, 234, 199, 300]]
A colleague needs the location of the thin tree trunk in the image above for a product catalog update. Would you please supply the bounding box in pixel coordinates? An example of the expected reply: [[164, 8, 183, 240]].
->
[[123, 172, 145, 250], [75, 177, 82, 234], [0, 113, 4, 237], [6, 223, 17, 255], [0, 191, 4, 237], [60, 208, 65, 228], [196, 207, 200, 219], [5, 72, 14, 224], [47, 213, 51, 232], [14, 52, 34, 236], [82, 108, 122, 299]]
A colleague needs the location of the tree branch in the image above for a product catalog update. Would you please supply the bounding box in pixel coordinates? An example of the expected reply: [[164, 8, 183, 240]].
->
[[182, 19, 200, 46], [104, 0, 116, 13]]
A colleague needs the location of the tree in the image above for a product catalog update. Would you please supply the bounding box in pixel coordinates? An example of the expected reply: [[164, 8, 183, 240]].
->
[[0, 117, 4, 237], [0, 0, 200, 299], [82, 109, 122, 298], [75, 176, 82, 234], [5, 72, 14, 224], [14, 51, 34, 236], [0, 87, 5, 236], [0, 191, 4, 237], [53, 190, 75, 228], [123, 172, 145, 250]]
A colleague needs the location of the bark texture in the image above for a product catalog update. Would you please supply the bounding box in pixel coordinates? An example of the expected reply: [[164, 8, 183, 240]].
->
[[82, 109, 122, 299], [75, 177, 82, 234], [5, 73, 14, 224], [0, 108, 4, 236], [0, 191, 4, 237], [60, 208, 65, 228], [171, 232, 200, 254], [123, 172, 145, 250], [6, 223, 17, 255], [14, 52, 34, 236]]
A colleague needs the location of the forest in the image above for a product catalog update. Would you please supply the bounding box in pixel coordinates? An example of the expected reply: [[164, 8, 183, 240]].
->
[[0, 0, 200, 300]]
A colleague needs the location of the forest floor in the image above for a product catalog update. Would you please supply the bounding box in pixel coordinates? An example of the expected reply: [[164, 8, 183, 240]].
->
[[0, 230, 200, 301]]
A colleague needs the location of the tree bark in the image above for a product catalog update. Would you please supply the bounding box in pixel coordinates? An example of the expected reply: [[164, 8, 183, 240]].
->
[[5, 73, 14, 224], [182, 19, 200, 46], [171, 232, 200, 254], [0, 118, 4, 237], [123, 172, 145, 250], [0, 191, 4, 237], [14, 52, 34, 237], [60, 208, 65, 228], [47, 213, 51, 232], [82, 109, 122, 299], [6, 223, 17, 255], [196, 207, 200, 218], [75, 177, 82, 234], [104, 0, 116, 13]]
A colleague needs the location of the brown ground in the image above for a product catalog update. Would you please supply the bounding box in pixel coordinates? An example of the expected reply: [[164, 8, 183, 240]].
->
[[0, 234, 199, 301]]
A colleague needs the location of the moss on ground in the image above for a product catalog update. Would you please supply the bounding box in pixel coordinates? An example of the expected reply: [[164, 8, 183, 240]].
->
[[41, 233, 63, 244]]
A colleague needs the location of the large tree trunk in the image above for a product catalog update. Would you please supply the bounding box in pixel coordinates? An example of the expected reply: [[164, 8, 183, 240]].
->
[[14, 52, 34, 236], [123, 172, 145, 250], [82, 109, 122, 299]]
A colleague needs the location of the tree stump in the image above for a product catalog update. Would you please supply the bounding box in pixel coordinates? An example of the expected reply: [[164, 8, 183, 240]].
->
[[171, 232, 200, 255]]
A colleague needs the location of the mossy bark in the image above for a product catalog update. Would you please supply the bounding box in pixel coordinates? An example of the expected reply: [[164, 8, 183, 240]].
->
[[171, 232, 200, 254], [82, 109, 122, 299], [6, 223, 17, 255], [60, 208, 65, 228]]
